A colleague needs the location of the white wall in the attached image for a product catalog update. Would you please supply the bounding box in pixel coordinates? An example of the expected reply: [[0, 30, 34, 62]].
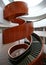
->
[[0, 7, 10, 25]]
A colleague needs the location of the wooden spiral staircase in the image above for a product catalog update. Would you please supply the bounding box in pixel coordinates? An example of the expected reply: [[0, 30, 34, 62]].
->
[[0, 1, 46, 65]]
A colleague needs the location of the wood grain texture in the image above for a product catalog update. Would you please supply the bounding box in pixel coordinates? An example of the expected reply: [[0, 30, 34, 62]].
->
[[3, 1, 33, 44], [3, 1, 28, 21]]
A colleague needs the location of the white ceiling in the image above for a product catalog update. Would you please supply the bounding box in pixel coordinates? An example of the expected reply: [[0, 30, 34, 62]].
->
[[0, 0, 46, 8]]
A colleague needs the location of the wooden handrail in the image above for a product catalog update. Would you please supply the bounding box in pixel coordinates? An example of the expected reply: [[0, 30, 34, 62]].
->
[[3, 1, 33, 44], [2, 1, 44, 65]]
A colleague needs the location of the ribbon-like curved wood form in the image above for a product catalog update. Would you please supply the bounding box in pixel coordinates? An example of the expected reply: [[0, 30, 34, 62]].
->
[[3, 1, 33, 44], [3, 1, 43, 65]]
